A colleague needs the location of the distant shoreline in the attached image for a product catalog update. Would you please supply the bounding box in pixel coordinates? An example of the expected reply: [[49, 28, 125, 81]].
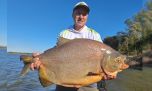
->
[[8, 52, 32, 55], [7, 52, 32, 55], [0, 46, 32, 54], [0, 46, 6, 49]]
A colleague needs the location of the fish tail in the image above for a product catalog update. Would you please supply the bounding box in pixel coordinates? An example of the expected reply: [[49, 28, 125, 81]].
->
[[20, 55, 33, 63], [20, 55, 33, 76], [20, 64, 31, 76]]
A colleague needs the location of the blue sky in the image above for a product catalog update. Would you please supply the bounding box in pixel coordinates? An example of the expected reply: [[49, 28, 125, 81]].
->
[[0, 0, 146, 52]]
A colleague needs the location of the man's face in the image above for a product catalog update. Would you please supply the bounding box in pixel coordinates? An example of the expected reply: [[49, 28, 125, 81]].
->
[[73, 7, 88, 28]]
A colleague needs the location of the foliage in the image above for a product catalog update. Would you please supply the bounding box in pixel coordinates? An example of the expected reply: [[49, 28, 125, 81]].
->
[[104, 1, 152, 55]]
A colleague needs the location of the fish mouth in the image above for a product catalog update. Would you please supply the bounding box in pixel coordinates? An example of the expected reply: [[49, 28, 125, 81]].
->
[[124, 57, 133, 67], [118, 56, 129, 70], [120, 63, 129, 70]]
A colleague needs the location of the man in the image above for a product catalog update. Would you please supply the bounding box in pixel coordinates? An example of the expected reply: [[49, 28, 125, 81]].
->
[[59, 2, 102, 42], [31, 2, 110, 91], [55, 1, 103, 91]]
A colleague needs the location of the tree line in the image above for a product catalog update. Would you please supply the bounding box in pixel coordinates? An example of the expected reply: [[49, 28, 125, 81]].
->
[[104, 1, 152, 56]]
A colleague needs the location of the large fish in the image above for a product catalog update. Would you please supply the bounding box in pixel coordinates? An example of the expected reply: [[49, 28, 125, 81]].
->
[[20, 37, 129, 87]]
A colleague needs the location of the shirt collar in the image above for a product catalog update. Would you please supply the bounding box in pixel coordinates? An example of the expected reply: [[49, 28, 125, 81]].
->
[[69, 25, 88, 33]]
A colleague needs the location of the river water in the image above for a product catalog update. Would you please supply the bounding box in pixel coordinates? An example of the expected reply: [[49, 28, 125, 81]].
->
[[0, 48, 152, 91], [0, 48, 55, 91]]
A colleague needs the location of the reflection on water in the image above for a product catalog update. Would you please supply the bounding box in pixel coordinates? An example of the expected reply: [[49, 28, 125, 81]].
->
[[0, 48, 152, 91]]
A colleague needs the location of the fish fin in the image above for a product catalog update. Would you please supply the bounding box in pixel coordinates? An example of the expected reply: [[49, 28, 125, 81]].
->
[[20, 55, 33, 63], [20, 55, 33, 76], [39, 65, 52, 87], [87, 72, 101, 76], [20, 64, 31, 77], [56, 37, 72, 46], [39, 77, 53, 87], [62, 74, 102, 87]]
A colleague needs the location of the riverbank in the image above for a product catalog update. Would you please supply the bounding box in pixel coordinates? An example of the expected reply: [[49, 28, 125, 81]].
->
[[127, 51, 152, 70], [0, 46, 6, 49], [106, 67, 152, 91], [0, 47, 31, 55], [8, 52, 32, 55]]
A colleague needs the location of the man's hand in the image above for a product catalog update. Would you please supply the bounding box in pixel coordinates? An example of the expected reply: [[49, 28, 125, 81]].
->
[[103, 75, 116, 80], [30, 53, 42, 70]]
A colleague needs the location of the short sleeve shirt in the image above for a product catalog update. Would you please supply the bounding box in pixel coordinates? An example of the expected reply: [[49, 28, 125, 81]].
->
[[59, 25, 103, 42]]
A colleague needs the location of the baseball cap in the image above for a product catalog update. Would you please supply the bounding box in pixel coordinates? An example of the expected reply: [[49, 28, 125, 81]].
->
[[73, 2, 90, 13]]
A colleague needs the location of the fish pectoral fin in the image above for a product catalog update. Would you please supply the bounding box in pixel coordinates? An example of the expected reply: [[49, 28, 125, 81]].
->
[[87, 72, 101, 76], [20, 63, 31, 77], [39, 65, 53, 87], [84, 74, 102, 86]]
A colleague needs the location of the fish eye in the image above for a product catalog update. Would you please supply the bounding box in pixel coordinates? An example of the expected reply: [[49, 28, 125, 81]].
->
[[117, 59, 121, 63], [115, 57, 122, 63]]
